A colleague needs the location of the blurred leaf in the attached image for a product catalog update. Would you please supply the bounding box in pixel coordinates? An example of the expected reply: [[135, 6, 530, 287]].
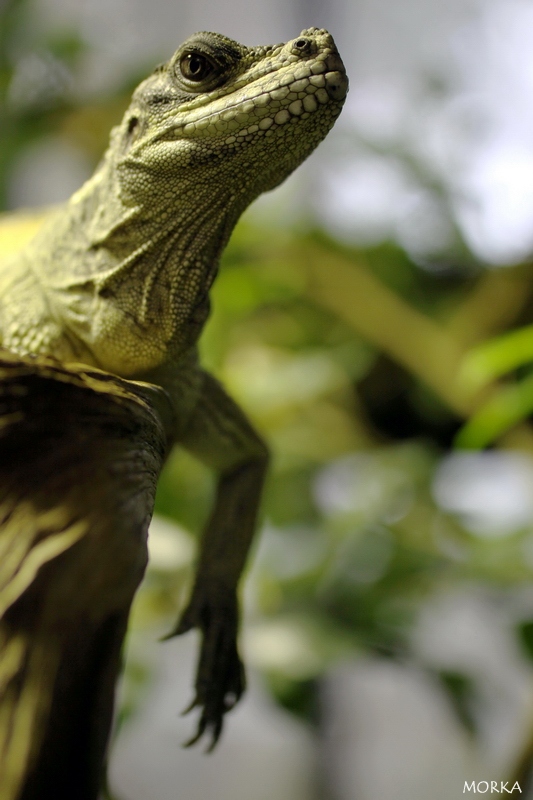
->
[[45, 30, 86, 66], [154, 448, 213, 535], [455, 373, 533, 449], [460, 323, 533, 393], [263, 675, 320, 724], [438, 670, 477, 735], [517, 620, 533, 664]]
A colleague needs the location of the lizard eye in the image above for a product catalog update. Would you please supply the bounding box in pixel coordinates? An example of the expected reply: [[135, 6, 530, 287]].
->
[[179, 52, 215, 82], [170, 37, 239, 93]]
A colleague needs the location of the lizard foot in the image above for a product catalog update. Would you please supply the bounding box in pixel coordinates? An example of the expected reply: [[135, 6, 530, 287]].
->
[[163, 582, 245, 751]]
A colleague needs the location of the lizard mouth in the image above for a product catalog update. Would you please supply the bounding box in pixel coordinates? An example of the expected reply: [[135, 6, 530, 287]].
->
[[160, 33, 348, 147]]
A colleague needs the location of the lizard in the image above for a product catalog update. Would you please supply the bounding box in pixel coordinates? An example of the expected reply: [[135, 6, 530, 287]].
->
[[0, 27, 348, 748]]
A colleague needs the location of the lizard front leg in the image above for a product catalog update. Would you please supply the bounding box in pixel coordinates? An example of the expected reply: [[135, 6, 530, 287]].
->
[[165, 370, 269, 750]]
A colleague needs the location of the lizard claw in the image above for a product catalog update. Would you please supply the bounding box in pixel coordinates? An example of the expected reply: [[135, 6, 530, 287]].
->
[[163, 582, 245, 751]]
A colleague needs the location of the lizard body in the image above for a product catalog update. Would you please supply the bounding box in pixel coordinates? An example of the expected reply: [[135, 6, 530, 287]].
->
[[0, 28, 347, 746]]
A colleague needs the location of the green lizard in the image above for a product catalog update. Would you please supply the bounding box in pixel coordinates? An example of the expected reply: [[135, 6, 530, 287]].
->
[[0, 28, 348, 748]]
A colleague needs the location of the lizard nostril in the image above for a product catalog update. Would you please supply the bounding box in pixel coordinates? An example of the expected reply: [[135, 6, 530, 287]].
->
[[325, 71, 349, 101]]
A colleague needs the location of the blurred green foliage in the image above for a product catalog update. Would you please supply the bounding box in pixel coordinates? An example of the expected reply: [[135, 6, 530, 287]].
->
[[147, 216, 533, 742]]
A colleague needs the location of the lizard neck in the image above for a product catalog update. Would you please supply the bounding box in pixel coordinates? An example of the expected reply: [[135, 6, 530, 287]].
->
[[35, 156, 245, 375]]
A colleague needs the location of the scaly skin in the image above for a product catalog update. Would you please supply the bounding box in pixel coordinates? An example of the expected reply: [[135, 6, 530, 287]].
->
[[0, 28, 348, 747]]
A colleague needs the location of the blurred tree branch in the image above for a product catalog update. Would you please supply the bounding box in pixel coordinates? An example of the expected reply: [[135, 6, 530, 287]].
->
[[297, 241, 476, 416], [446, 267, 532, 347]]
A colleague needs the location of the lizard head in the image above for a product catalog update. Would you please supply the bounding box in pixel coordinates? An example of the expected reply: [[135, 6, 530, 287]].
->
[[112, 28, 348, 207], [62, 30, 347, 375]]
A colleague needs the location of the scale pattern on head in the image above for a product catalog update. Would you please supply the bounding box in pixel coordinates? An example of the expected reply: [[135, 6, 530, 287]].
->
[[114, 28, 348, 205]]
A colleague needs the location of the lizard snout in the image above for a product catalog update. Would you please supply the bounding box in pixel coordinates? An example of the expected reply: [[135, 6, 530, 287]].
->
[[325, 70, 348, 101]]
